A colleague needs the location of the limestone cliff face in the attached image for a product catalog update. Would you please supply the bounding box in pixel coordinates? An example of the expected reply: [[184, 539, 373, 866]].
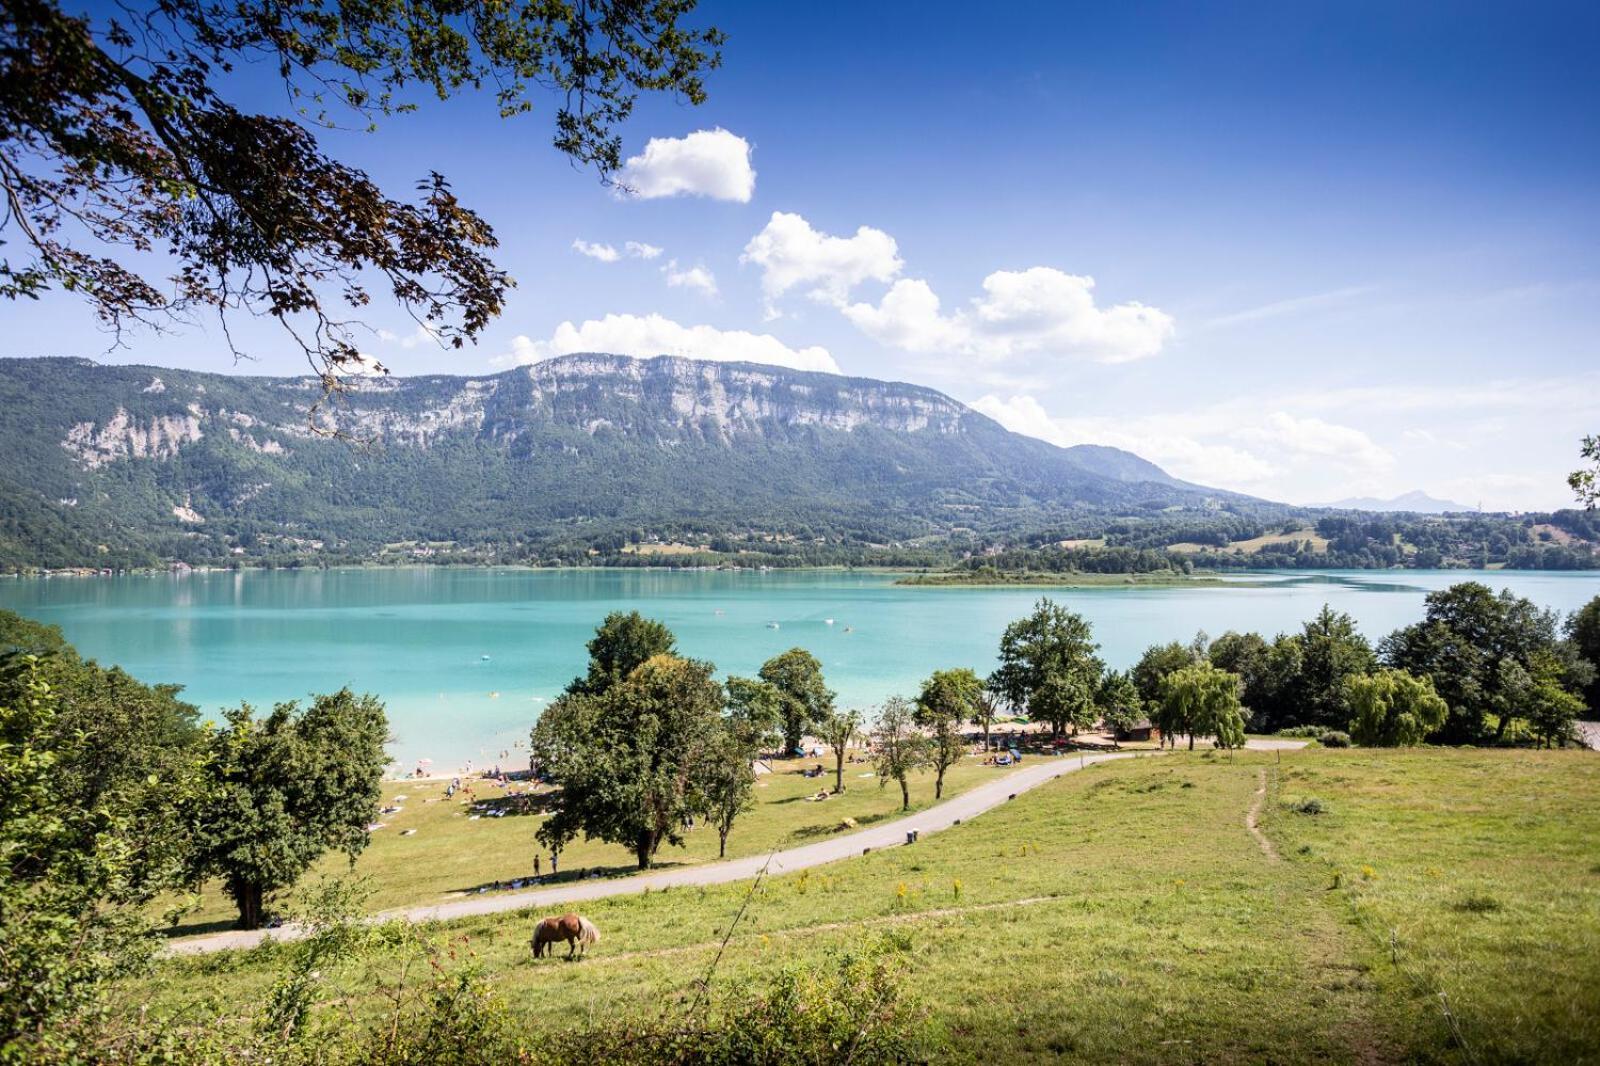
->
[[517, 355, 970, 441]]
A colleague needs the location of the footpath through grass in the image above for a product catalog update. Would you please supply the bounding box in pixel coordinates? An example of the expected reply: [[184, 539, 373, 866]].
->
[[143, 748, 1600, 1063]]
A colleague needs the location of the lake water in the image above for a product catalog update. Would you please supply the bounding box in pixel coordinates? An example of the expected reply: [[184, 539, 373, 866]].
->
[[3, 567, 1596, 770]]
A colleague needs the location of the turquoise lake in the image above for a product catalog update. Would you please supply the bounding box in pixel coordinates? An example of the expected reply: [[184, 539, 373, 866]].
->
[[3, 567, 1596, 771]]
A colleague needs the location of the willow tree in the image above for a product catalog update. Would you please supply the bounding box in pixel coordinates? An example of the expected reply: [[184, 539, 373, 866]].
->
[[1345, 668, 1447, 747], [0, 0, 723, 390], [1158, 662, 1245, 751]]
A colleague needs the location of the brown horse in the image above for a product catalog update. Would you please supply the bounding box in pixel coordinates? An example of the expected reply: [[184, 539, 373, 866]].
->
[[531, 912, 600, 959]]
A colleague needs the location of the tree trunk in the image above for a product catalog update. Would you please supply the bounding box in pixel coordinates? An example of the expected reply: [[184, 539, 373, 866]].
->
[[232, 880, 265, 930], [834, 751, 845, 793], [935, 767, 944, 800], [899, 777, 910, 810], [636, 830, 655, 870], [719, 829, 728, 858], [1188, 732, 1195, 750], [983, 720, 991, 751]]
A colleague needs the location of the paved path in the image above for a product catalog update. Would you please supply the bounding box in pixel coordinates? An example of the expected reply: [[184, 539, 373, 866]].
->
[[167, 740, 1303, 956]]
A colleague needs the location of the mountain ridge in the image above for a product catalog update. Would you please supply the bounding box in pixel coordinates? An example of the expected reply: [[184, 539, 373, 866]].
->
[[0, 353, 1247, 568]]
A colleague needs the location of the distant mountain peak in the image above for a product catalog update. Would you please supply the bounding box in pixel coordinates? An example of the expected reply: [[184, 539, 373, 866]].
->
[[1322, 490, 1475, 514]]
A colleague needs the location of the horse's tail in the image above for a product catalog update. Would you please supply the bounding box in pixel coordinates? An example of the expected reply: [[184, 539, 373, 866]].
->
[[578, 916, 600, 946]]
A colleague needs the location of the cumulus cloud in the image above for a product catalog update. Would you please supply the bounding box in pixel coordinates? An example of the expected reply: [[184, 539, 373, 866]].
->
[[501, 313, 837, 373], [572, 238, 621, 262], [617, 128, 755, 202], [741, 211, 903, 304], [375, 323, 442, 349], [625, 241, 664, 260], [663, 260, 718, 298], [967, 393, 1401, 493], [845, 268, 1174, 364]]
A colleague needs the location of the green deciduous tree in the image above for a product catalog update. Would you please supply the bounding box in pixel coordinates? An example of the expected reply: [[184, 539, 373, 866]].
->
[[818, 708, 864, 794], [725, 674, 785, 754], [915, 668, 981, 799], [1568, 594, 1600, 717], [0, 0, 723, 384], [871, 696, 929, 811], [1572, 434, 1599, 508], [0, 659, 205, 1057], [1345, 669, 1448, 747], [532, 653, 723, 869], [696, 725, 757, 858], [1130, 640, 1200, 719], [1381, 583, 1577, 743], [188, 689, 389, 929], [1158, 662, 1245, 750], [760, 647, 835, 756], [567, 610, 676, 697], [1096, 670, 1142, 739], [988, 599, 1104, 737]]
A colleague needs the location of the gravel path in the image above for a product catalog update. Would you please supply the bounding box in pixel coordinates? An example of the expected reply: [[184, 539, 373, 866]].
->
[[167, 739, 1305, 956]]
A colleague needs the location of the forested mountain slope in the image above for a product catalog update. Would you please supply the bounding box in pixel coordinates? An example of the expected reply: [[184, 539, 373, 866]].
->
[[0, 354, 1242, 568]]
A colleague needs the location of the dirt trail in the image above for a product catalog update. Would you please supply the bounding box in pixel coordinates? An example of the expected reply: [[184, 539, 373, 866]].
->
[[1246, 768, 1279, 861]]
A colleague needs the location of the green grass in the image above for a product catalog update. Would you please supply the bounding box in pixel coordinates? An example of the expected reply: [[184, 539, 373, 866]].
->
[[138, 748, 1600, 1063], [163, 751, 1013, 936]]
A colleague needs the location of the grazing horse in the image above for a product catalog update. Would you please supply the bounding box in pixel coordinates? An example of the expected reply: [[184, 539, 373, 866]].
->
[[531, 912, 600, 959]]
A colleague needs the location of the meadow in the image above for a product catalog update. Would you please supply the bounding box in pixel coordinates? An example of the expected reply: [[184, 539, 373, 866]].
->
[[163, 751, 1021, 935], [144, 747, 1600, 1063]]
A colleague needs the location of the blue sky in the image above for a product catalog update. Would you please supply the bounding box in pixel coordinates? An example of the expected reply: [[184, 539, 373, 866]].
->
[[8, 1, 1599, 509]]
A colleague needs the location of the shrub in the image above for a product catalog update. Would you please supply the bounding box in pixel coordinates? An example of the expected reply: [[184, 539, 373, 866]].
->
[[1290, 797, 1329, 816], [1277, 725, 1330, 739], [1320, 731, 1352, 748]]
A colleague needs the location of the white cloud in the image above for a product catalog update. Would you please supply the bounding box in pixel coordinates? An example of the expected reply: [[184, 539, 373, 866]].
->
[[501, 313, 838, 374], [969, 394, 1070, 447], [1235, 412, 1394, 472], [845, 267, 1174, 364], [376, 323, 441, 349], [617, 128, 755, 202], [573, 238, 665, 263], [1200, 286, 1371, 330], [572, 239, 620, 263], [741, 212, 903, 304], [663, 260, 718, 298]]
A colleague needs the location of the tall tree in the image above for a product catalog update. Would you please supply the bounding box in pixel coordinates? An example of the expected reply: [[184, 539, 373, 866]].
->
[[695, 725, 757, 858], [916, 669, 981, 799], [988, 599, 1103, 737], [759, 648, 834, 756], [725, 675, 785, 754], [0, 0, 723, 386], [1292, 606, 1376, 730], [188, 689, 389, 929], [1130, 640, 1200, 719], [1096, 670, 1142, 739], [1381, 582, 1575, 743], [1568, 594, 1600, 717], [871, 697, 929, 811], [1345, 669, 1448, 747], [532, 653, 723, 870], [1158, 662, 1245, 750], [0, 659, 205, 1054], [567, 611, 676, 697], [817, 708, 864, 794], [972, 688, 1001, 751]]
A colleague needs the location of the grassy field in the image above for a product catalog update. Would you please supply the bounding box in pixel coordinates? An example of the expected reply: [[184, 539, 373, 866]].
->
[[1168, 526, 1332, 554], [141, 747, 1600, 1062], [163, 751, 1016, 936]]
